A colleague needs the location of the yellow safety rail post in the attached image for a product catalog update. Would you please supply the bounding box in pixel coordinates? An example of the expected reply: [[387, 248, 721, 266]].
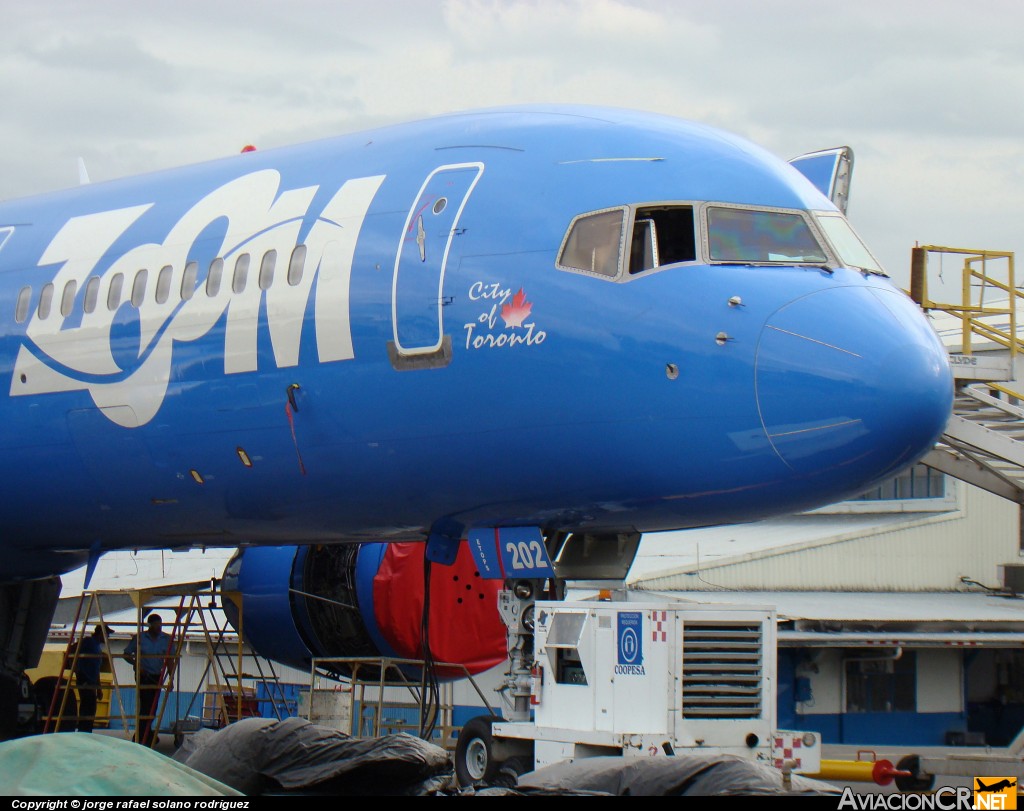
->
[[149, 594, 190, 746], [60, 593, 119, 732], [193, 592, 243, 728], [38, 592, 119, 733], [44, 593, 89, 732], [121, 581, 246, 743], [909, 245, 1020, 359]]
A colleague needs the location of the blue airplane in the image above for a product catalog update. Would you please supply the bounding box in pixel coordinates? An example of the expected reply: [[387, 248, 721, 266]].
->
[[0, 106, 952, 733]]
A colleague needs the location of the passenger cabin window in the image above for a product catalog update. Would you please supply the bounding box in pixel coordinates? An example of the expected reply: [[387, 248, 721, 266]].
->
[[258, 250, 276, 291], [15, 286, 30, 323], [232, 254, 250, 294], [707, 207, 826, 264], [181, 261, 198, 301], [131, 269, 148, 307], [557, 209, 626, 278], [107, 273, 124, 311], [38, 283, 54, 319], [287, 245, 306, 286], [60, 280, 77, 317], [155, 265, 173, 305], [629, 206, 696, 274], [206, 258, 224, 297], [83, 277, 100, 314]]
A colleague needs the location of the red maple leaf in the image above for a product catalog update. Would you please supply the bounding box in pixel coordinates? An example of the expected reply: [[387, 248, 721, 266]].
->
[[500, 288, 533, 328]]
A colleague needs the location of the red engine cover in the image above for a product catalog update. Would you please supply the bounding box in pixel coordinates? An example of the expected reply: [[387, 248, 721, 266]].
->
[[372, 542, 507, 676]]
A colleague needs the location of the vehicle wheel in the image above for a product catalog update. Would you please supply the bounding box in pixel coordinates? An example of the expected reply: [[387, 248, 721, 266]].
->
[[455, 715, 502, 787], [493, 755, 531, 788], [894, 755, 935, 793], [0, 673, 22, 740]]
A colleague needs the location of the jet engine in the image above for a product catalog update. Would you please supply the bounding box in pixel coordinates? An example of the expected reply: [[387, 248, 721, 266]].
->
[[221, 541, 508, 678]]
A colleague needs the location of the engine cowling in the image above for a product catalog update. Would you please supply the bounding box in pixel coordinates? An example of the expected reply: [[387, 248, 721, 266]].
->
[[222, 541, 507, 678]]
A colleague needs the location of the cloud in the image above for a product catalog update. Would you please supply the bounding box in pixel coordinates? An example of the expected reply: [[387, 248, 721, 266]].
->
[[0, 0, 1021, 289]]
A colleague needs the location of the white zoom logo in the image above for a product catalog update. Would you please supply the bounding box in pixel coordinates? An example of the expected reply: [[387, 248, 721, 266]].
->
[[12, 170, 384, 427]]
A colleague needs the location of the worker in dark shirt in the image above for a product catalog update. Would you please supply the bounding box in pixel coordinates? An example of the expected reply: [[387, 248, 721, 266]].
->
[[72, 624, 113, 733]]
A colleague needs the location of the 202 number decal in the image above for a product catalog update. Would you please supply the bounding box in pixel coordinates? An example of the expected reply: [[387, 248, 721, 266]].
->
[[505, 540, 546, 571]]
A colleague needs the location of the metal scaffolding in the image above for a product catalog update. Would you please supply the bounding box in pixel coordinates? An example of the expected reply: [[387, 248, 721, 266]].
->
[[41, 579, 294, 745]]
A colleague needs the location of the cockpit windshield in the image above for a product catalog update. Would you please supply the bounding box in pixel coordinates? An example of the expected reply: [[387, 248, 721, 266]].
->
[[556, 202, 859, 281], [814, 213, 886, 274], [706, 206, 827, 264]]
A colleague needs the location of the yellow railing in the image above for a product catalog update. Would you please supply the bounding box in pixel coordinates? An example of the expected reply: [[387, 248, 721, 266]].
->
[[909, 245, 1021, 358], [987, 382, 1024, 403]]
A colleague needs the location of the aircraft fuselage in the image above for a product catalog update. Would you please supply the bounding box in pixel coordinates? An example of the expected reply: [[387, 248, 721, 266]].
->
[[0, 106, 953, 579]]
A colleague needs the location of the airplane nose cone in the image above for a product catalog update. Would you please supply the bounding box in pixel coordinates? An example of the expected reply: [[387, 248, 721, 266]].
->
[[755, 285, 952, 483]]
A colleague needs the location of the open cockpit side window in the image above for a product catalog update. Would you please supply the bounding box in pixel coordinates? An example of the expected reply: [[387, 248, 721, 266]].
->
[[557, 204, 697, 280], [629, 206, 696, 274], [630, 217, 658, 272]]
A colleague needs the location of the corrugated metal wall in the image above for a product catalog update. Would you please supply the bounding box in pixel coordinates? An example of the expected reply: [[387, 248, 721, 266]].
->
[[633, 484, 1020, 592]]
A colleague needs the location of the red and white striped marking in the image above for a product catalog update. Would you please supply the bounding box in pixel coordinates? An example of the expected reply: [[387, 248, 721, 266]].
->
[[651, 611, 668, 642], [772, 735, 804, 770]]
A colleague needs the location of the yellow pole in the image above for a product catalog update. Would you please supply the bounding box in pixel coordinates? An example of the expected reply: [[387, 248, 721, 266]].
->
[[909, 247, 928, 307], [806, 759, 908, 786], [1010, 252, 1018, 363], [963, 255, 973, 355]]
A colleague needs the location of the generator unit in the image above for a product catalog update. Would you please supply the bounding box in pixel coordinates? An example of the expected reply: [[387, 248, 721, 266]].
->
[[464, 598, 820, 779]]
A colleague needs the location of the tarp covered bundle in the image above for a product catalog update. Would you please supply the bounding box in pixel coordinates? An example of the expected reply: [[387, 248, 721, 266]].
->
[[517, 754, 841, 796], [0, 732, 241, 796], [177, 717, 453, 795]]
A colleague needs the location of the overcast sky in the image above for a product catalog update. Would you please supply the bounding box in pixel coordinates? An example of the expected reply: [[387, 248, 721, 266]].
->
[[1, 0, 1022, 296]]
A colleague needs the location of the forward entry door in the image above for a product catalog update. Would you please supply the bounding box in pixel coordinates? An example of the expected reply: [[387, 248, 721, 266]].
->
[[390, 163, 484, 367]]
